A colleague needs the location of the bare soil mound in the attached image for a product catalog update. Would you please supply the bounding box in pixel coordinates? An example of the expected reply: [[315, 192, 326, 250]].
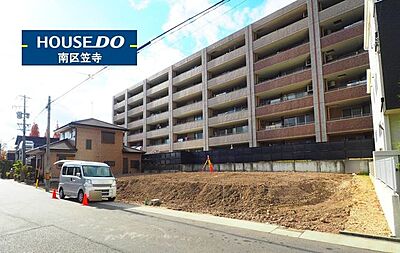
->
[[117, 172, 354, 233]]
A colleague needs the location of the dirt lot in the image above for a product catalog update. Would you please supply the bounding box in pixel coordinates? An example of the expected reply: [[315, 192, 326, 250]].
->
[[117, 172, 390, 235]]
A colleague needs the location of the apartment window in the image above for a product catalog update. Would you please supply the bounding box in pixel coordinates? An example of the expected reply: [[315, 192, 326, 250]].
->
[[101, 131, 115, 144], [85, 139, 92, 150], [194, 132, 203, 140]]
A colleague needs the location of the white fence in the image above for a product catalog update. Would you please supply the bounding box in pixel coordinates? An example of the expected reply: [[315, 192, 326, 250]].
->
[[375, 156, 399, 193]]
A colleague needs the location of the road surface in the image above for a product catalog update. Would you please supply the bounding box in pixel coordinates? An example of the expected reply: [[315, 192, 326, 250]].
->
[[0, 179, 379, 253]]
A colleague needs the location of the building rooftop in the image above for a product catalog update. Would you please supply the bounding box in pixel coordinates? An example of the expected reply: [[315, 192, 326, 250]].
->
[[56, 118, 127, 132]]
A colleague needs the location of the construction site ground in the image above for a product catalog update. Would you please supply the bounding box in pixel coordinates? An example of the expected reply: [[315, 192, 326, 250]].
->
[[117, 172, 391, 236]]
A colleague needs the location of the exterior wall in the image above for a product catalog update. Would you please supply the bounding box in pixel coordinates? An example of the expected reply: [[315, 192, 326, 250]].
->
[[72, 126, 125, 176], [364, 0, 394, 151], [389, 114, 400, 150], [114, 0, 371, 154]]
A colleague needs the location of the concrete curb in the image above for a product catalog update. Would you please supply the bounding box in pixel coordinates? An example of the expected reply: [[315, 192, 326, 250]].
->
[[339, 230, 400, 242], [131, 205, 400, 253]]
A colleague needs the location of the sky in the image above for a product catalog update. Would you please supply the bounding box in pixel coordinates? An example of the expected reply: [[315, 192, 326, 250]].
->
[[0, 0, 295, 150]]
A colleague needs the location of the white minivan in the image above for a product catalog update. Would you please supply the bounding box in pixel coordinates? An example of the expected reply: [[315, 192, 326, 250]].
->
[[56, 160, 117, 203]]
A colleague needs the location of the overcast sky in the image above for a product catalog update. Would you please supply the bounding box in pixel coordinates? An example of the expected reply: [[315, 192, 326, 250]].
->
[[0, 0, 295, 149]]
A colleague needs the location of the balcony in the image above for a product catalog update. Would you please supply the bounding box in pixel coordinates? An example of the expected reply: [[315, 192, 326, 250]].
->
[[147, 127, 169, 139], [208, 46, 246, 70], [173, 66, 202, 85], [255, 43, 310, 72], [320, 21, 364, 48], [253, 18, 308, 51], [173, 139, 204, 150], [208, 66, 247, 89], [173, 83, 202, 102], [147, 111, 169, 124], [257, 123, 315, 141], [127, 119, 143, 130], [127, 133, 144, 142], [256, 95, 313, 118], [174, 120, 203, 134], [209, 110, 248, 127], [146, 144, 170, 153], [127, 92, 143, 105], [127, 105, 143, 117], [255, 68, 312, 94], [327, 115, 372, 134], [209, 132, 249, 146], [323, 52, 368, 76], [113, 113, 124, 123], [173, 101, 202, 118], [147, 96, 169, 110], [208, 88, 247, 108], [319, 0, 364, 23], [113, 100, 125, 111], [325, 81, 368, 105], [147, 80, 169, 97]]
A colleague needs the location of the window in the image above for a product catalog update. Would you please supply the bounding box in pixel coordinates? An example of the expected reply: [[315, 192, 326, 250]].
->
[[123, 158, 128, 174], [130, 160, 139, 169], [62, 167, 67, 175], [86, 139, 92, 150], [101, 131, 115, 144], [74, 167, 81, 176], [66, 167, 74, 176], [104, 161, 115, 167], [194, 132, 203, 140]]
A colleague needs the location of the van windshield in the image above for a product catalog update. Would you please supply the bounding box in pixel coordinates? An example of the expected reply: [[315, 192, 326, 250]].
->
[[82, 165, 113, 177]]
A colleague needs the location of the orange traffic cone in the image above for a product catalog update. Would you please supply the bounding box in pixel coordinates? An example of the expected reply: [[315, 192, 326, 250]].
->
[[82, 193, 89, 206], [52, 189, 57, 199]]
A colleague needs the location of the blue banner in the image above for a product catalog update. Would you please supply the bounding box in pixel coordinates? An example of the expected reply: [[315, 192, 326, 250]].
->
[[22, 30, 137, 65]]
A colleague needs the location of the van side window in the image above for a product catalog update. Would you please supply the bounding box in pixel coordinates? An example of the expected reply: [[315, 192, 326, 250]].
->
[[62, 167, 67, 175], [67, 167, 74, 176], [74, 167, 81, 176]]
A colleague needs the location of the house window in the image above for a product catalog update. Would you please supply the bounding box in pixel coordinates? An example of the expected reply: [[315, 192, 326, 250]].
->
[[86, 139, 92, 150], [104, 161, 115, 167], [101, 131, 115, 144], [130, 160, 139, 169]]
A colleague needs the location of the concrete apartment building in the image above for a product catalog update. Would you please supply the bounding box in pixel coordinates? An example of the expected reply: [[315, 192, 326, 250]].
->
[[113, 0, 372, 153]]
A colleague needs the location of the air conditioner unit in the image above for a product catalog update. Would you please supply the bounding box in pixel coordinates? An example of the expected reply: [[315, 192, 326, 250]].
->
[[326, 54, 334, 62]]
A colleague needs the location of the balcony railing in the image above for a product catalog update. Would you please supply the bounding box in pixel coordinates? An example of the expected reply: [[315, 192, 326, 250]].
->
[[259, 66, 311, 84]]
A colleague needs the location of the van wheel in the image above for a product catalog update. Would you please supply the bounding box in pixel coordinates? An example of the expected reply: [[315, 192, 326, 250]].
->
[[108, 197, 116, 202], [59, 188, 65, 199], [78, 190, 84, 203]]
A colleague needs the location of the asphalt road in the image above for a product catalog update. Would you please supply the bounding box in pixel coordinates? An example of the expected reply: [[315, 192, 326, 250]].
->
[[0, 179, 379, 253]]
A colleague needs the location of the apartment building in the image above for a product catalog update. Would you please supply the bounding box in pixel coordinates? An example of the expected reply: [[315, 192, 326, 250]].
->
[[113, 0, 372, 153]]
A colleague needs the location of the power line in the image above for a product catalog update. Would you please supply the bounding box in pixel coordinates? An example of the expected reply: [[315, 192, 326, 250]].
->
[[30, 0, 235, 120], [137, 0, 230, 52], [152, 0, 249, 53], [51, 66, 109, 103]]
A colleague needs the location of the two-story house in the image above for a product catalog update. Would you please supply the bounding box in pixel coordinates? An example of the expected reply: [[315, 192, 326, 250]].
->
[[27, 118, 143, 179]]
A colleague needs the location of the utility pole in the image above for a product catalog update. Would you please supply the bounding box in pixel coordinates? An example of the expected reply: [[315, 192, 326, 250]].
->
[[15, 95, 30, 181], [22, 95, 27, 166], [44, 96, 51, 192]]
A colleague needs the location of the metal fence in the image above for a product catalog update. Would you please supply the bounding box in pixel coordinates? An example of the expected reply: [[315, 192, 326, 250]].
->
[[142, 139, 374, 172], [375, 156, 400, 193]]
